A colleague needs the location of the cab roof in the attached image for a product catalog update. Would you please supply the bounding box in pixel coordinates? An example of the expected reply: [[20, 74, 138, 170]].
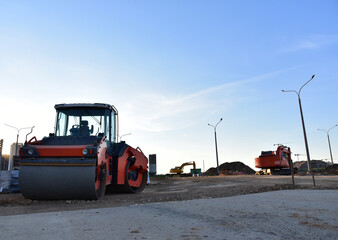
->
[[54, 103, 118, 113]]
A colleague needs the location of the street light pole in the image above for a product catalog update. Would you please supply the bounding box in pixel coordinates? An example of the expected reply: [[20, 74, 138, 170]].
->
[[294, 153, 305, 162], [318, 124, 338, 165], [120, 133, 132, 142], [282, 75, 316, 186], [4, 124, 33, 170], [208, 118, 223, 176], [298, 96, 312, 173]]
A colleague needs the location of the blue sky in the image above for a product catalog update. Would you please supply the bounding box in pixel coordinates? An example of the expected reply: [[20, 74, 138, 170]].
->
[[0, 0, 337, 173]]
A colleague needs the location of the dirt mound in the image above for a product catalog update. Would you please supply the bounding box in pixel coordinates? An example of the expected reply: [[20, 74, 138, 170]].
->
[[293, 160, 330, 172], [324, 164, 338, 175], [205, 161, 255, 175]]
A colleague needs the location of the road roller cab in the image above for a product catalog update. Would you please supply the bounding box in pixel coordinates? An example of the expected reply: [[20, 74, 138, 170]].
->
[[54, 103, 117, 143], [19, 103, 148, 200]]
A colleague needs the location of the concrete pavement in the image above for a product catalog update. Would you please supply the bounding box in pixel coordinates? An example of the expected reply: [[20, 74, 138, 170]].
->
[[0, 190, 337, 240]]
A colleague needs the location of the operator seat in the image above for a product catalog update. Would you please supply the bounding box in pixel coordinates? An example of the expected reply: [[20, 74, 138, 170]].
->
[[80, 120, 90, 136]]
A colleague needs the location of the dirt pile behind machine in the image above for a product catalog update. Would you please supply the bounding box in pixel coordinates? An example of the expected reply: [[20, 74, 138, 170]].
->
[[255, 145, 297, 175], [205, 161, 255, 175], [19, 103, 148, 200]]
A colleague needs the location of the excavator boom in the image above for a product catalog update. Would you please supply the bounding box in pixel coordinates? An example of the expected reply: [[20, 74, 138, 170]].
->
[[170, 161, 196, 174]]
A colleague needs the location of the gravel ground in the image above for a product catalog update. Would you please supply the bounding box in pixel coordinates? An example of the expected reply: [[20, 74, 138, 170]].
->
[[0, 190, 337, 240], [0, 175, 337, 216]]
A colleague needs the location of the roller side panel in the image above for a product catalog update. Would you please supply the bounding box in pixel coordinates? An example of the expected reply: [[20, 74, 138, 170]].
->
[[106, 143, 148, 193]]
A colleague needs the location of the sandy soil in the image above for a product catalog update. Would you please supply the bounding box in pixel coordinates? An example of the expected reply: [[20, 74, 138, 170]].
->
[[2, 190, 337, 240], [0, 175, 337, 216]]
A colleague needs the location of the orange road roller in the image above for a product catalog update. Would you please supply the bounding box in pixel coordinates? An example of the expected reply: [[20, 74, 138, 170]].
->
[[19, 103, 148, 200]]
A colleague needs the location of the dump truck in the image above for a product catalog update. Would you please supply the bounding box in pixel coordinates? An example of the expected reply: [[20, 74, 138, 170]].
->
[[19, 103, 148, 200], [255, 145, 297, 175]]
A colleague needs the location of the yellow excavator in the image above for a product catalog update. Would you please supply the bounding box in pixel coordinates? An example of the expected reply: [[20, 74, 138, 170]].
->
[[170, 161, 196, 175]]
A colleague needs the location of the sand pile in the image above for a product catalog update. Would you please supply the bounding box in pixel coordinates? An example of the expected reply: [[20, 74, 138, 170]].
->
[[205, 161, 255, 175], [293, 160, 330, 172], [324, 164, 338, 175]]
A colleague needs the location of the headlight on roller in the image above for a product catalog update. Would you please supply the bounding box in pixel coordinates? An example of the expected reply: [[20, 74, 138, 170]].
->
[[82, 149, 88, 155]]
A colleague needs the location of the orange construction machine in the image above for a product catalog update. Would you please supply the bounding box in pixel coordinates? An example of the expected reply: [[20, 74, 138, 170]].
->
[[255, 145, 296, 175], [19, 103, 148, 200]]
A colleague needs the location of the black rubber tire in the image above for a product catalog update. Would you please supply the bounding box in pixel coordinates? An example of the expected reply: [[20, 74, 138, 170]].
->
[[124, 160, 147, 193]]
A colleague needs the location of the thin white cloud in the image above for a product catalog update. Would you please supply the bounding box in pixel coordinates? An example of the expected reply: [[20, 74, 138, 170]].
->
[[284, 34, 338, 52], [119, 67, 300, 133]]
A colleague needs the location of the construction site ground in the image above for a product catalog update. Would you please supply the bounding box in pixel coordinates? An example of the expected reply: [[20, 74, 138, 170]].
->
[[1, 190, 337, 240], [0, 175, 337, 216]]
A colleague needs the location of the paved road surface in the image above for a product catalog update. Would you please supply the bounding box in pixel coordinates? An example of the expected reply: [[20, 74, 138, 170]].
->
[[1, 189, 337, 240]]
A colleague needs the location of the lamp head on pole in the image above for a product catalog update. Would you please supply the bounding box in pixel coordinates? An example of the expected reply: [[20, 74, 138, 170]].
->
[[328, 124, 338, 133]]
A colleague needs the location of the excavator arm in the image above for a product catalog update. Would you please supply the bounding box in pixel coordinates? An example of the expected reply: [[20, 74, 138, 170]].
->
[[170, 161, 196, 174]]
